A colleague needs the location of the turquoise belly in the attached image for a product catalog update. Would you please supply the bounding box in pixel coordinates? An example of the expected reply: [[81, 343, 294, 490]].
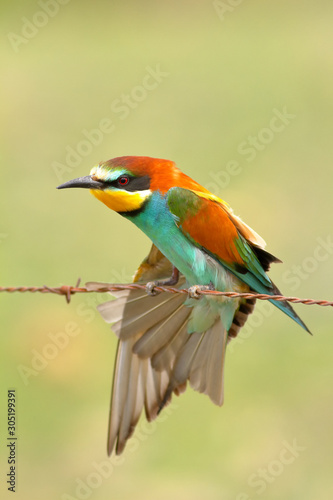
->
[[124, 192, 240, 332]]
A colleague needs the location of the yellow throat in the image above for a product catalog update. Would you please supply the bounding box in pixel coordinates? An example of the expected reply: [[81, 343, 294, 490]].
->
[[90, 188, 151, 213]]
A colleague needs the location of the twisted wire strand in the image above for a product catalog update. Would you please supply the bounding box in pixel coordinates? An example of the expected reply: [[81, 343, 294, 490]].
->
[[0, 282, 332, 307]]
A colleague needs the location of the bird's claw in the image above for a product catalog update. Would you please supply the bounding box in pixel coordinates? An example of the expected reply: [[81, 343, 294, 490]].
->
[[146, 281, 160, 296], [187, 283, 215, 299]]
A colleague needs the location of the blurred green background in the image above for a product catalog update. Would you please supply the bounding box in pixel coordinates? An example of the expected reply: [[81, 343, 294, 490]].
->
[[1, 1, 333, 498]]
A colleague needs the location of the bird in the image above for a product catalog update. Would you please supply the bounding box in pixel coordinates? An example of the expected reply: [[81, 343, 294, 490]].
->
[[57, 155, 310, 455]]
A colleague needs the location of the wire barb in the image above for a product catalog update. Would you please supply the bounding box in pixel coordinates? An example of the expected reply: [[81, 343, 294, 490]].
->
[[0, 282, 332, 307]]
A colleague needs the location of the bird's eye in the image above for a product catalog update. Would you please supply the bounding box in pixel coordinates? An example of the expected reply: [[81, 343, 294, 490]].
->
[[118, 176, 129, 186]]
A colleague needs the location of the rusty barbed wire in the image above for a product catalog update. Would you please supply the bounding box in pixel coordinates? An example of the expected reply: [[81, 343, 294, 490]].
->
[[0, 281, 332, 307]]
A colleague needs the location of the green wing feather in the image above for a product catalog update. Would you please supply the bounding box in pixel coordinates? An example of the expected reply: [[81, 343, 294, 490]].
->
[[167, 187, 310, 333]]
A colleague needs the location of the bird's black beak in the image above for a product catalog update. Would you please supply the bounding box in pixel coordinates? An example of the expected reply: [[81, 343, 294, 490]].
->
[[57, 175, 105, 190]]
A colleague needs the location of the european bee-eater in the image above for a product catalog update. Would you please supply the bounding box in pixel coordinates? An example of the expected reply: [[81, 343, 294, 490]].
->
[[58, 156, 310, 455]]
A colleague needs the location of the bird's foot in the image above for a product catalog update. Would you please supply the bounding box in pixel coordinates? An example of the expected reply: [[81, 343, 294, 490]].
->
[[187, 282, 215, 299], [145, 267, 180, 296], [146, 281, 160, 296]]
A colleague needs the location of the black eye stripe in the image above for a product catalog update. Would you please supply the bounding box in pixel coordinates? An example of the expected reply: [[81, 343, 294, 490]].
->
[[106, 175, 150, 192]]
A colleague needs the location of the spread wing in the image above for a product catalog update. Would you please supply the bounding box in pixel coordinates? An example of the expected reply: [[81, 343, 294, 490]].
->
[[87, 246, 190, 455], [87, 244, 258, 454]]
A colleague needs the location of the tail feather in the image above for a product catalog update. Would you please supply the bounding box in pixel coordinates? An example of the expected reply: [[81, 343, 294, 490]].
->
[[190, 320, 227, 405], [103, 286, 189, 455], [97, 290, 149, 323], [267, 281, 311, 334], [107, 336, 136, 454], [133, 304, 191, 358], [151, 320, 189, 372], [144, 363, 163, 421], [116, 294, 186, 339], [168, 319, 227, 406], [116, 340, 144, 454], [189, 331, 212, 392], [204, 321, 227, 405], [107, 335, 172, 455], [90, 244, 258, 455], [155, 330, 206, 413], [170, 331, 206, 389], [156, 320, 228, 411]]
